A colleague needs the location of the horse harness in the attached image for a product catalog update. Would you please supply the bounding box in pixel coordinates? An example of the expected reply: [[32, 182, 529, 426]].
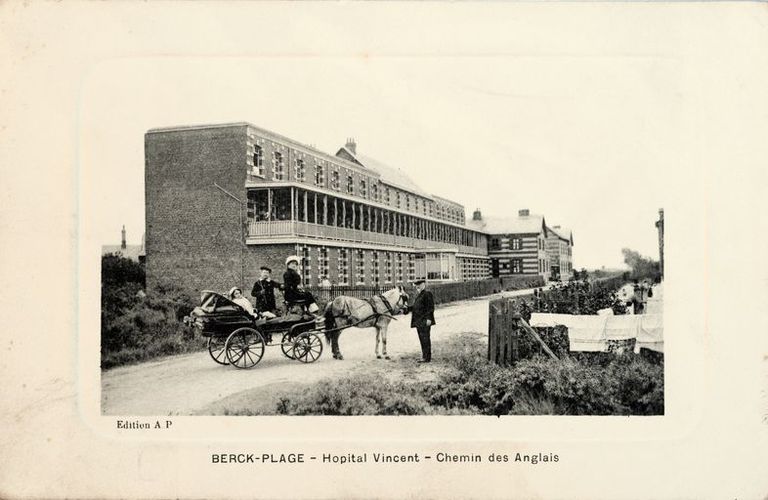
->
[[325, 293, 401, 334]]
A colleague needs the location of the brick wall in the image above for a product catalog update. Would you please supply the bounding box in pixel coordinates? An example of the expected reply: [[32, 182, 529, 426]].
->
[[145, 124, 251, 296]]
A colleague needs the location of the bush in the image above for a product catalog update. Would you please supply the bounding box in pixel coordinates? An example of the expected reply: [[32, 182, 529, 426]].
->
[[425, 338, 663, 416], [531, 279, 626, 315], [101, 254, 198, 369], [275, 374, 431, 415]]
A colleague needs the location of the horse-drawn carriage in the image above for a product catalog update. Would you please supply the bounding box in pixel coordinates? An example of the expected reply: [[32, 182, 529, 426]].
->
[[184, 287, 411, 368], [184, 291, 324, 369]]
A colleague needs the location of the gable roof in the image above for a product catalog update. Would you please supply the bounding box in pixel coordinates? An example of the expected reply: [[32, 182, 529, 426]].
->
[[549, 225, 574, 245], [336, 147, 431, 198], [467, 214, 548, 236]]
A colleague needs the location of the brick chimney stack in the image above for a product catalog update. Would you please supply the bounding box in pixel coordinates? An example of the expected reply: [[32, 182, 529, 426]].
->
[[345, 138, 357, 155], [121, 225, 127, 250], [472, 208, 482, 221], [518, 209, 530, 217]]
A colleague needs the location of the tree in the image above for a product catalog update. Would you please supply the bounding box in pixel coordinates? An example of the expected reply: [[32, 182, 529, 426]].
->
[[621, 248, 660, 281]]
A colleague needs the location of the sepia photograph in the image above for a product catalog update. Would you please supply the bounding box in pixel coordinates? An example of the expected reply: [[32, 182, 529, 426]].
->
[[2, 2, 767, 499], [101, 119, 665, 417]]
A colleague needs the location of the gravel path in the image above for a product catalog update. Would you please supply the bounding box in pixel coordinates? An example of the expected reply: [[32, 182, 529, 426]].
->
[[100, 291, 518, 416]]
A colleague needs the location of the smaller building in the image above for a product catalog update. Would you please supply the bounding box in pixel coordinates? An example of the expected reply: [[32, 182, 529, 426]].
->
[[467, 209, 551, 280], [546, 225, 574, 281]]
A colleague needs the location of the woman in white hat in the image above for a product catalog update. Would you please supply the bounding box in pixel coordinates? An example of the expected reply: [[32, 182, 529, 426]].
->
[[283, 255, 320, 315], [228, 287, 256, 316]]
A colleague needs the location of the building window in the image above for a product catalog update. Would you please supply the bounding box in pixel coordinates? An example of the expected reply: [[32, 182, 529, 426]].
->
[[396, 193, 401, 209], [384, 187, 390, 204], [347, 174, 354, 194], [371, 183, 378, 201], [315, 164, 325, 186], [406, 195, 411, 211], [294, 158, 306, 182], [252, 145, 264, 177], [396, 253, 403, 283], [490, 238, 501, 250], [272, 151, 284, 180], [383, 252, 393, 284], [356, 249, 366, 284], [407, 254, 415, 282], [511, 237, 522, 250], [372, 251, 380, 285], [360, 179, 367, 198], [318, 247, 329, 282], [300, 246, 311, 283], [511, 258, 522, 274], [331, 170, 340, 190], [338, 248, 349, 285]]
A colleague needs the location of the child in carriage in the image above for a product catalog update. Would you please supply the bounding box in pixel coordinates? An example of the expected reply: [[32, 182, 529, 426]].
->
[[228, 287, 276, 319]]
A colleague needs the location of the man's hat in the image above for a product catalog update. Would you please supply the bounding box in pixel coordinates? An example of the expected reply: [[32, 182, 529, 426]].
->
[[285, 255, 301, 266], [260, 266, 272, 273], [413, 279, 426, 286]]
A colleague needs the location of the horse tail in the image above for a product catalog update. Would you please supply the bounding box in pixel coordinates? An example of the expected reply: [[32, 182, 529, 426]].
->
[[323, 301, 336, 344]]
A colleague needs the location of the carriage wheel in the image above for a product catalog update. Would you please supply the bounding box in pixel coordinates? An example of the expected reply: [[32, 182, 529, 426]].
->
[[207, 336, 229, 365], [281, 332, 297, 360], [292, 332, 323, 363], [225, 327, 265, 369]]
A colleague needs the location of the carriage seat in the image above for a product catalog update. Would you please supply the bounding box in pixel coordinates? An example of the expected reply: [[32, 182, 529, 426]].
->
[[285, 298, 310, 306]]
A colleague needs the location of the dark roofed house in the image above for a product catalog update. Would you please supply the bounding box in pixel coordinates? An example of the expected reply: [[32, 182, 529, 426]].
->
[[467, 209, 552, 280]]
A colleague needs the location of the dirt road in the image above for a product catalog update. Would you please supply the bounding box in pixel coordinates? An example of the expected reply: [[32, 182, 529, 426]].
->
[[101, 291, 530, 415]]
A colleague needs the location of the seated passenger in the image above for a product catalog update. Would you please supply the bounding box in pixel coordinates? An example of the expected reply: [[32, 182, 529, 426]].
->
[[283, 255, 321, 317], [228, 287, 257, 317], [251, 266, 282, 316]]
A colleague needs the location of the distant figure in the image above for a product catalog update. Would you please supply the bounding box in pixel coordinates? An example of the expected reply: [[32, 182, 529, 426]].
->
[[320, 276, 332, 289], [251, 266, 282, 315], [228, 287, 256, 317], [410, 279, 436, 363]]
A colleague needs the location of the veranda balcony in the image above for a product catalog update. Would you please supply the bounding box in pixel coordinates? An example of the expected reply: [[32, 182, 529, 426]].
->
[[246, 220, 485, 256]]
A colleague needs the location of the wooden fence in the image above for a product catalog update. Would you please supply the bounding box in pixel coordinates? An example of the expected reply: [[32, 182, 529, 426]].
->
[[306, 275, 545, 309], [488, 296, 558, 366]]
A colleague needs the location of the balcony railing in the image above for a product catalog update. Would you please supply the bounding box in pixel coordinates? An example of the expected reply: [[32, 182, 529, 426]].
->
[[247, 220, 486, 256]]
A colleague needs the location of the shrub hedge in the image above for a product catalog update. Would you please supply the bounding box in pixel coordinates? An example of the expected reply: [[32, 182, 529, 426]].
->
[[101, 254, 198, 369], [268, 335, 663, 416]]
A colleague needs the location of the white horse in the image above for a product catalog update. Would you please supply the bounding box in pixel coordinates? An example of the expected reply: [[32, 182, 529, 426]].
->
[[323, 287, 410, 360]]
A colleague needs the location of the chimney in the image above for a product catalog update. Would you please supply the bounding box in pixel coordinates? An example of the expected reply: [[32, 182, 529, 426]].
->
[[121, 225, 127, 250], [518, 209, 530, 217], [472, 208, 482, 221], [345, 138, 357, 155]]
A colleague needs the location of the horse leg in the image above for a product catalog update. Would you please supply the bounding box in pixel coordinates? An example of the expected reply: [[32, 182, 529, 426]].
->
[[381, 324, 390, 360], [331, 331, 343, 360], [375, 328, 382, 359]]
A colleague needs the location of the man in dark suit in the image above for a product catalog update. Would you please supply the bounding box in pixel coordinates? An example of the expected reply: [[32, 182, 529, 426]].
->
[[410, 279, 435, 363], [251, 266, 282, 315]]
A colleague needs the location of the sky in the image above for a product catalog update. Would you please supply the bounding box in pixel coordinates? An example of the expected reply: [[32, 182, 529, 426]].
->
[[82, 29, 676, 270]]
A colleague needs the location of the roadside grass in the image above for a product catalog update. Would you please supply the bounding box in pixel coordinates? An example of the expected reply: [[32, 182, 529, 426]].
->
[[212, 332, 663, 416]]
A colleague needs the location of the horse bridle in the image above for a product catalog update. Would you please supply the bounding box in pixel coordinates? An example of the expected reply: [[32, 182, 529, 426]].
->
[[374, 291, 409, 316]]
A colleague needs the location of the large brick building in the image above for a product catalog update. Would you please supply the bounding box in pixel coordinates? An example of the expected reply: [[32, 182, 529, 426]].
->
[[145, 123, 490, 295]]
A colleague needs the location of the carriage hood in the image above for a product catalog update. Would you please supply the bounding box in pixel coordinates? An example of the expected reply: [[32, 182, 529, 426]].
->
[[197, 290, 247, 314]]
